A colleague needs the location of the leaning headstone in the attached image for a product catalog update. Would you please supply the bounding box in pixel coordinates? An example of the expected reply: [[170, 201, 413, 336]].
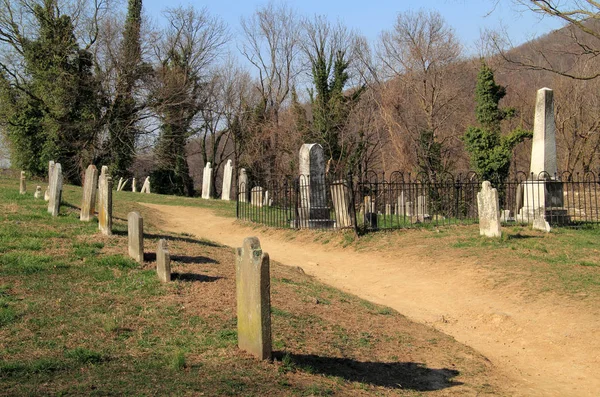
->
[[330, 180, 353, 228], [477, 181, 502, 238], [98, 167, 112, 235], [221, 159, 233, 200], [533, 216, 552, 233], [117, 177, 124, 192], [202, 162, 213, 199], [298, 144, 333, 229], [251, 186, 264, 207], [128, 212, 144, 263], [238, 168, 248, 202], [236, 237, 271, 360], [19, 171, 26, 194], [156, 239, 171, 282], [80, 165, 98, 221], [140, 177, 151, 194], [47, 163, 63, 217], [34, 186, 42, 199]]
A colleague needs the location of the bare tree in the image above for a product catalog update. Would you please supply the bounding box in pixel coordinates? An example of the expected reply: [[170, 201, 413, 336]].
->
[[376, 9, 467, 175]]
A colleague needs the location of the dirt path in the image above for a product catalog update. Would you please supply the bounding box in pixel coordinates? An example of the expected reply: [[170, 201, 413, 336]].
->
[[142, 203, 600, 397]]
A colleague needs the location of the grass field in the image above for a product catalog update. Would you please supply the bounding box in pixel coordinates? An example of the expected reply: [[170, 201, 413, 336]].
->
[[0, 173, 505, 395]]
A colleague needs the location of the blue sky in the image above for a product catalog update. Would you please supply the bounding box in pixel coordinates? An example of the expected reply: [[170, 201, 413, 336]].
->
[[143, 0, 564, 54]]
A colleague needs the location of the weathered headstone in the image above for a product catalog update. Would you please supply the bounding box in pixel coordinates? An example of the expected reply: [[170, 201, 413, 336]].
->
[[385, 204, 392, 216], [533, 216, 552, 233], [417, 195, 429, 218], [117, 177, 124, 192], [44, 187, 50, 201], [519, 88, 567, 223], [397, 192, 405, 217], [238, 168, 248, 202], [140, 177, 151, 194], [202, 163, 213, 199], [330, 180, 353, 228], [47, 163, 63, 216], [236, 237, 271, 360], [477, 181, 502, 238], [251, 186, 263, 207], [98, 167, 112, 235], [19, 171, 26, 194], [48, 161, 55, 184], [128, 212, 144, 263], [34, 186, 42, 199], [263, 190, 270, 207], [80, 165, 98, 221], [405, 201, 413, 217], [156, 239, 171, 282], [221, 159, 233, 200], [132, 178, 137, 192], [299, 144, 332, 228]]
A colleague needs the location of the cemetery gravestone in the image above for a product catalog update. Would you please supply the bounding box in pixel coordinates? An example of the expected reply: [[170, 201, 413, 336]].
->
[[519, 88, 567, 223], [128, 212, 144, 263], [19, 171, 26, 194], [236, 237, 271, 360], [330, 180, 353, 228], [238, 168, 248, 202], [251, 187, 264, 207], [140, 177, 151, 194], [202, 163, 213, 199], [156, 239, 171, 282], [477, 181, 502, 238], [47, 163, 63, 217], [34, 186, 42, 199], [98, 167, 112, 235], [299, 144, 333, 229], [221, 159, 233, 200], [132, 178, 137, 192], [80, 165, 98, 221]]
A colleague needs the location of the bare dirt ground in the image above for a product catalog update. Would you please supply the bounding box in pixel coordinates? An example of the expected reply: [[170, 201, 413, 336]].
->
[[142, 203, 600, 397]]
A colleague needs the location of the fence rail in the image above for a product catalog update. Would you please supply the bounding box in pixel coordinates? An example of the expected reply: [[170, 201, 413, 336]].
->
[[236, 171, 600, 232]]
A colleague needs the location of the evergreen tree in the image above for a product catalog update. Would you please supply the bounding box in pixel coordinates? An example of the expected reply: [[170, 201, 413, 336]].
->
[[104, 0, 145, 178], [0, 0, 101, 183], [463, 61, 531, 184]]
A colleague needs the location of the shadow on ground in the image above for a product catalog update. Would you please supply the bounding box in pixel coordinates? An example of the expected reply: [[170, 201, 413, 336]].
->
[[112, 230, 221, 247], [172, 273, 222, 283], [274, 352, 462, 391]]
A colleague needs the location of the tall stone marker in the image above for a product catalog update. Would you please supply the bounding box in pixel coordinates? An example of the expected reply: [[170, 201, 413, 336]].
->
[[19, 171, 26, 194], [519, 87, 566, 223], [238, 168, 248, 202], [132, 178, 137, 192], [156, 239, 171, 282], [80, 165, 98, 221], [202, 163, 213, 199], [221, 159, 233, 201], [236, 237, 271, 360], [299, 144, 332, 229], [477, 181, 502, 238], [128, 212, 144, 263], [44, 161, 55, 202], [330, 180, 354, 228], [98, 166, 113, 235], [47, 163, 63, 216], [530, 88, 558, 177]]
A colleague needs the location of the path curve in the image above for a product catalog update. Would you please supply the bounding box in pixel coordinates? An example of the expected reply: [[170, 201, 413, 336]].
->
[[142, 203, 600, 397]]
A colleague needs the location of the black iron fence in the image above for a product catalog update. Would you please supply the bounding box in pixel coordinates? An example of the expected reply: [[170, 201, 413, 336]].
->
[[236, 170, 600, 232]]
